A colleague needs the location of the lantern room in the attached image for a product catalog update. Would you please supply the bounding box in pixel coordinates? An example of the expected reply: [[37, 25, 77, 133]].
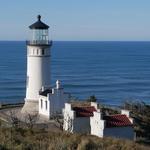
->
[[27, 15, 50, 45]]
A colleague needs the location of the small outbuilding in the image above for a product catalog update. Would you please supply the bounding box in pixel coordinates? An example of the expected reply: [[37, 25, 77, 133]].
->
[[90, 109, 134, 140], [39, 80, 70, 119], [63, 102, 134, 140], [63, 102, 98, 133]]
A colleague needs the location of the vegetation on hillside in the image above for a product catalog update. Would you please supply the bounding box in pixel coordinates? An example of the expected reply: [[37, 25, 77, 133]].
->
[[0, 123, 149, 150], [0, 100, 150, 149]]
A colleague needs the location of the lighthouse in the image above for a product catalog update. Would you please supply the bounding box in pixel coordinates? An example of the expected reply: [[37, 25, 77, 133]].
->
[[22, 15, 52, 113]]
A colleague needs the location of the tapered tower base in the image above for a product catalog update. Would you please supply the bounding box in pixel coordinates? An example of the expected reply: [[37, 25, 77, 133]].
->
[[21, 100, 39, 114]]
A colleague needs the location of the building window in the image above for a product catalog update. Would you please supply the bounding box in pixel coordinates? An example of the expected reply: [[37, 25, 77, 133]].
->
[[45, 101, 47, 110], [42, 49, 44, 55], [41, 99, 43, 109]]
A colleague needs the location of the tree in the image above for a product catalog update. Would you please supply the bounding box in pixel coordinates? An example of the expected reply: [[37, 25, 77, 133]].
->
[[64, 115, 73, 132], [9, 110, 21, 129], [52, 115, 64, 131], [87, 95, 97, 102], [52, 113, 73, 132], [24, 113, 38, 132]]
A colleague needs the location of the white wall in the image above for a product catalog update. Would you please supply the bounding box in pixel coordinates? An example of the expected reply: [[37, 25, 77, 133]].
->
[[39, 96, 50, 118], [90, 111, 105, 138], [63, 105, 75, 132], [39, 86, 70, 119], [63, 103, 99, 134], [49, 89, 70, 115], [63, 105, 91, 134], [26, 45, 51, 101], [73, 117, 91, 134], [104, 126, 134, 140]]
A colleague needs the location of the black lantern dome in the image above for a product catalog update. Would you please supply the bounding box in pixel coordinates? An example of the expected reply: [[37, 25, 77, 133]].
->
[[29, 15, 49, 29]]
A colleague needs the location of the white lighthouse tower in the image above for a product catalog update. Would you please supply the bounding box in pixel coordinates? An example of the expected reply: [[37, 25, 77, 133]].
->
[[22, 15, 52, 113]]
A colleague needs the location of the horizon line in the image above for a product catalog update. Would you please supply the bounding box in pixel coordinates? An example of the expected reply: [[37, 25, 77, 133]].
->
[[1, 40, 150, 42]]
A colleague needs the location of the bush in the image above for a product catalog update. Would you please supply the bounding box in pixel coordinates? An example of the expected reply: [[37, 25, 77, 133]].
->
[[87, 95, 97, 102]]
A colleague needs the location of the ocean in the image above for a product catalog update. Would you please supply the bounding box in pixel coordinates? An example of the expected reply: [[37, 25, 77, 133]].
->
[[0, 41, 150, 106]]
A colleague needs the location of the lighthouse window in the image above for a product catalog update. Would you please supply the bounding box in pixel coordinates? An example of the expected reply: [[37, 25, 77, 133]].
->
[[33, 49, 35, 55], [45, 101, 47, 110], [42, 49, 44, 55], [41, 99, 43, 109], [37, 49, 39, 55]]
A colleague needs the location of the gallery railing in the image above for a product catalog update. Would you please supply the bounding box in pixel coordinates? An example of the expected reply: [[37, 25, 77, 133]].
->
[[26, 40, 52, 46]]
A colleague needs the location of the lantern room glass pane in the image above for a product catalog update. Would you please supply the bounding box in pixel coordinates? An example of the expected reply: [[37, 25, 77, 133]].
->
[[32, 29, 49, 44]]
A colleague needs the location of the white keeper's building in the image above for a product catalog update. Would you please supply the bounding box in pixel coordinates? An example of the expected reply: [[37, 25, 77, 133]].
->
[[90, 109, 134, 140], [39, 80, 70, 119], [63, 102, 98, 133], [63, 102, 134, 140]]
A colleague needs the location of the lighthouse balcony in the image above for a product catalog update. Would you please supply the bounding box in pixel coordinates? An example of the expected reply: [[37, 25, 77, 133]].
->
[[26, 40, 52, 46]]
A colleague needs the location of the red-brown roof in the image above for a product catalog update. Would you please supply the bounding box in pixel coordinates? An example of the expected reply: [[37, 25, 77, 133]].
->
[[103, 114, 133, 128], [73, 106, 96, 117]]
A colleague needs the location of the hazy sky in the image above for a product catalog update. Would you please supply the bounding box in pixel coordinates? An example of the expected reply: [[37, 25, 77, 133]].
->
[[0, 0, 150, 41]]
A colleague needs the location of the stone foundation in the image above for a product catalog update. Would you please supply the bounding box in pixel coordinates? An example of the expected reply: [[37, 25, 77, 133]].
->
[[21, 100, 39, 114]]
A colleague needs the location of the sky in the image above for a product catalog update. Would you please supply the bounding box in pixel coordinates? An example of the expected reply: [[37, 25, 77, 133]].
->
[[0, 0, 150, 41]]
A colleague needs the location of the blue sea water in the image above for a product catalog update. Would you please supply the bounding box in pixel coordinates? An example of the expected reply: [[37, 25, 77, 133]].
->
[[0, 41, 150, 106]]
